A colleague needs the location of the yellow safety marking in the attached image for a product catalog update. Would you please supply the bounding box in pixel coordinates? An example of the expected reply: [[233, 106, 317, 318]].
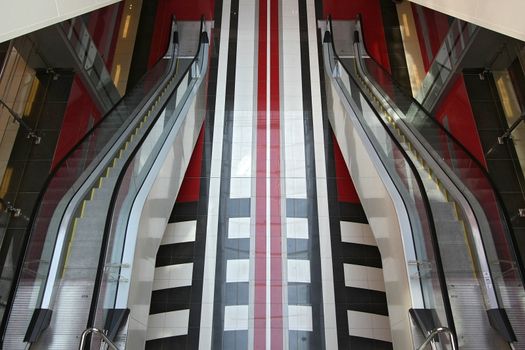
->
[[79, 200, 87, 218], [443, 189, 451, 202], [62, 217, 79, 274]]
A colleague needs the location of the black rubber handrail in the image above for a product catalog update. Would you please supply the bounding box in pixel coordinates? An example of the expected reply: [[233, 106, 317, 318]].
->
[[356, 13, 525, 286], [327, 16, 457, 343], [85, 16, 207, 338], [0, 16, 179, 342]]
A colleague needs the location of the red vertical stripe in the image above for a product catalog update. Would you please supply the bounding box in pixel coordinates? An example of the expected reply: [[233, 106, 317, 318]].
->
[[269, 0, 283, 347], [254, 0, 267, 348], [322, 0, 391, 72], [255, 0, 283, 347]]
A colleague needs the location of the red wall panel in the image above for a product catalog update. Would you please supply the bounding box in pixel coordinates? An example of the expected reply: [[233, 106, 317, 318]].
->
[[52, 77, 101, 169], [148, 0, 215, 67], [323, 0, 390, 71], [411, 4, 450, 71], [51, 4, 124, 169], [410, 5, 486, 166], [434, 76, 486, 166], [87, 3, 125, 70]]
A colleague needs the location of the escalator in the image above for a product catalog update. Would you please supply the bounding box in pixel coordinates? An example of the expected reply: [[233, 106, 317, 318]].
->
[[0, 17, 210, 350], [323, 17, 525, 349]]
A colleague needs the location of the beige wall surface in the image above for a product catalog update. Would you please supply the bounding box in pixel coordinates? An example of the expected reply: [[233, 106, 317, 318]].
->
[[0, 0, 122, 43], [409, 0, 525, 41]]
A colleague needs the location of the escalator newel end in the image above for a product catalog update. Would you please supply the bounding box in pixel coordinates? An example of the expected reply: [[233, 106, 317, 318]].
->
[[323, 31, 332, 43]]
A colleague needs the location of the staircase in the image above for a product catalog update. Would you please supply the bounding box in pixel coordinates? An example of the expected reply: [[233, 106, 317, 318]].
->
[[353, 36, 519, 349], [405, 143, 508, 348], [31, 67, 184, 349], [3, 48, 183, 350]]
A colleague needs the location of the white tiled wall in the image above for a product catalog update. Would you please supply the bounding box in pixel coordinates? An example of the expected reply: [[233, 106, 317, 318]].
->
[[224, 305, 249, 331], [147, 310, 190, 341], [347, 310, 392, 343], [288, 305, 313, 332]]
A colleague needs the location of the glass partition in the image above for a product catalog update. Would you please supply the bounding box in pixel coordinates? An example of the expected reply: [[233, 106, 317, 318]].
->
[[415, 19, 478, 112], [61, 18, 122, 110]]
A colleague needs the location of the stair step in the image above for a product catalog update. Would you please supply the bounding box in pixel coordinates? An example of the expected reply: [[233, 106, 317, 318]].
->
[[429, 200, 457, 219], [72, 216, 107, 239], [434, 219, 465, 241], [81, 199, 112, 219]]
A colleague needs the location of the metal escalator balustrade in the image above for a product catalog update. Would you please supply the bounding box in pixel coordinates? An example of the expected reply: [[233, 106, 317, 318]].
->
[[323, 21, 457, 349], [349, 16, 524, 348], [0, 17, 195, 349], [87, 21, 209, 349]]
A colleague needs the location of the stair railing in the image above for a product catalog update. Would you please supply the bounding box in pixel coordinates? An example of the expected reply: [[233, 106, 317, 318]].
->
[[0, 98, 41, 144], [416, 327, 457, 350], [79, 328, 118, 350]]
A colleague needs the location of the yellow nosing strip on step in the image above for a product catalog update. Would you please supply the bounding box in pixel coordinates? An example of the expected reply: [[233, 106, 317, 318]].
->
[[62, 217, 79, 272], [443, 189, 451, 202], [451, 201, 460, 220], [80, 200, 87, 218]]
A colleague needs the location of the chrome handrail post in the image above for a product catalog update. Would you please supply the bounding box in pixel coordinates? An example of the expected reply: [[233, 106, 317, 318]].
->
[[79, 327, 118, 350], [417, 327, 457, 350]]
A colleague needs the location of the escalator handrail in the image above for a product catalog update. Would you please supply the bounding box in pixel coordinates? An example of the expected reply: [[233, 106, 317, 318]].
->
[[85, 17, 208, 332], [0, 16, 179, 341], [355, 14, 525, 286], [326, 16, 457, 342]]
